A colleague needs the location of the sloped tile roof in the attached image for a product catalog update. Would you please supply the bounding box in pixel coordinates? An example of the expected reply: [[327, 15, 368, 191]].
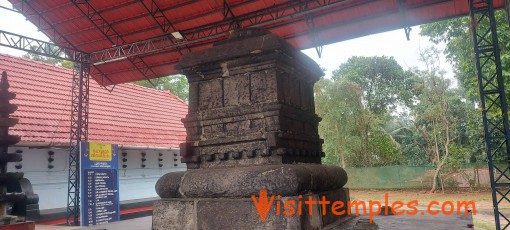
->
[[0, 54, 188, 148]]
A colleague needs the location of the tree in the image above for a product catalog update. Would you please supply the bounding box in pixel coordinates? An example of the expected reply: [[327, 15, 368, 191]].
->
[[420, 12, 498, 166], [420, 11, 510, 102], [315, 77, 403, 167], [331, 56, 413, 167], [22, 45, 73, 68], [409, 48, 476, 192], [332, 56, 415, 115], [315, 56, 408, 167], [315, 78, 363, 167], [382, 116, 430, 166], [134, 75, 189, 102]]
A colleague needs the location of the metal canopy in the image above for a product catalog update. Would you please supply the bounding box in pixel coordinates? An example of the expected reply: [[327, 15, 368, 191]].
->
[[6, 0, 505, 86]]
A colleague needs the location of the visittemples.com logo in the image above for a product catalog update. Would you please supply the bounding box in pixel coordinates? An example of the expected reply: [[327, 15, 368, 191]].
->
[[251, 189, 476, 223]]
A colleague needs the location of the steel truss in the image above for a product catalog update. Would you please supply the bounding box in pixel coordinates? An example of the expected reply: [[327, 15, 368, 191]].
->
[[305, 16, 323, 58], [0, 30, 85, 62], [470, 0, 510, 229], [0, 29, 91, 227], [222, 0, 241, 29], [2, 0, 351, 225], [9, 0, 92, 226], [8, 0, 453, 65], [72, 0, 159, 83], [139, 0, 191, 56], [88, 0, 357, 63], [67, 63, 90, 226], [6, 0, 366, 65]]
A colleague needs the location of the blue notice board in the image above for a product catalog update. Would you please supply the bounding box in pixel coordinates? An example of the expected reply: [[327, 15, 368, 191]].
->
[[80, 141, 120, 226]]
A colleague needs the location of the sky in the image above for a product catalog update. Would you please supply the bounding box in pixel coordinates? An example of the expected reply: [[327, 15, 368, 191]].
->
[[301, 27, 452, 80], [0, 0, 454, 84]]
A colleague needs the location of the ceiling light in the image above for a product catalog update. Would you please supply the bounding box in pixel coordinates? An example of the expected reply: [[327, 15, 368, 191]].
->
[[171, 31, 183, 40]]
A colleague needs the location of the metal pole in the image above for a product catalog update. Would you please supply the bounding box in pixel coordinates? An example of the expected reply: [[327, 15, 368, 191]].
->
[[469, 0, 510, 229], [66, 63, 89, 226]]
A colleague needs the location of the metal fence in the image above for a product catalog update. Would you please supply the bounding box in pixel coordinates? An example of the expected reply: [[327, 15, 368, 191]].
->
[[343, 164, 491, 189]]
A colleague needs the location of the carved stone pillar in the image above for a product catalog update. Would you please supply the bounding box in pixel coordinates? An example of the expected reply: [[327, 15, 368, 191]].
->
[[153, 29, 350, 230], [0, 71, 37, 229]]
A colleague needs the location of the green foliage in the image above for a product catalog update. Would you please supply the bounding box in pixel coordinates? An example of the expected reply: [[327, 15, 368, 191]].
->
[[445, 143, 470, 171], [332, 56, 415, 115], [367, 127, 403, 166], [442, 177, 459, 188], [60, 60, 74, 69], [315, 50, 484, 185], [385, 117, 430, 166], [22, 45, 73, 69], [134, 75, 189, 102], [316, 56, 409, 167], [315, 15, 499, 191], [420, 13, 494, 165], [420, 11, 510, 102], [408, 48, 484, 192], [315, 78, 363, 166]]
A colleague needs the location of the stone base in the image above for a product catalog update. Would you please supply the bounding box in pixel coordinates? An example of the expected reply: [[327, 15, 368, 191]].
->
[[152, 188, 349, 230], [156, 164, 347, 199]]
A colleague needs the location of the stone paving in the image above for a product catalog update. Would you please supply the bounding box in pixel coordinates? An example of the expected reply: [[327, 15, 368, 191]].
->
[[35, 216, 151, 230], [333, 213, 474, 230], [34, 213, 475, 230]]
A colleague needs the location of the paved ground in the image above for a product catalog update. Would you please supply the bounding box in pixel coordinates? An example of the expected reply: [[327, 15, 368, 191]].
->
[[333, 213, 474, 230], [349, 189, 494, 229], [35, 217, 152, 230], [34, 213, 475, 230], [35, 225, 81, 230], [78, 217, 152, 230]]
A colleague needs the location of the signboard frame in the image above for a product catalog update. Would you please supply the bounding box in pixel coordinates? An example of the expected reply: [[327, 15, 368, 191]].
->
[[79, 141, 120, 227]]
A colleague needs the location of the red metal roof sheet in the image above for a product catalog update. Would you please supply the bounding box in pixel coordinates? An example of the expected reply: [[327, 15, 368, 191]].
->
[[7, 0, 505, 86], [0, 53, 188, 147]]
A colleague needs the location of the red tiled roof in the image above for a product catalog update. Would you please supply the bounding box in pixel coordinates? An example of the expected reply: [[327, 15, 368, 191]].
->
[[0, 54, 188, 148]]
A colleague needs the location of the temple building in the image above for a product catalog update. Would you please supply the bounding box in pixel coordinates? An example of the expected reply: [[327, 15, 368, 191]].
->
[[0, 53, 187, 222]]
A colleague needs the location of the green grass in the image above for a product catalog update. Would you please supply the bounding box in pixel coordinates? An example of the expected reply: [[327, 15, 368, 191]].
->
[[474, 220, 496, 230]]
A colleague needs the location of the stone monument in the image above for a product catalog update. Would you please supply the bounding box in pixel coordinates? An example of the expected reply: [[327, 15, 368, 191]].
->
[[0, 71, 37, 229], [153, 28, 350, 229]]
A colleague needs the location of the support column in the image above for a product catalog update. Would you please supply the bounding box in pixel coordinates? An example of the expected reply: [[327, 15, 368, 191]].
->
[[470, 0, 510, 229], [66, 63, 90, 226]]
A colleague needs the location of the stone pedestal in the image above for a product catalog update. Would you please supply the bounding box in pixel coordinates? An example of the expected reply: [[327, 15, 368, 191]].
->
[[153, 188, 350, 230], [153, 29, 350, 230]]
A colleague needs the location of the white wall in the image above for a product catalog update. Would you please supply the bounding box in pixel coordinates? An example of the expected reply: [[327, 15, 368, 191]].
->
[[7, 147, 186, 210]]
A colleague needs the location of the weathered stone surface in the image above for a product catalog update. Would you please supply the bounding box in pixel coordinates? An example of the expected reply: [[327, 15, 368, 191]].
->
[[153, 188, 350, 230], [176, 28, 325, 169], [353, 218, 379, 230], [0, 117, 18, 127], [0, 71, 35, 225], [153, 29, 352, 229], [152, 200, 195, 230], [154, 171, 186, 198], [196, 198, 301, 230], [156, 164, 347, 198], [319, 188, 350, 227], [176, 29, 322, 76]]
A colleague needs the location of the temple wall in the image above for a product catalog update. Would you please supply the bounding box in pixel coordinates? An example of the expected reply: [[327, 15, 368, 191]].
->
[[6, 147, 186, 210]]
